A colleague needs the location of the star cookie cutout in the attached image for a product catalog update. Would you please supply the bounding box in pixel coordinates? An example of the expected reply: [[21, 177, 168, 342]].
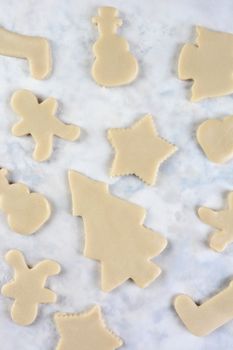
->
[[54, 305, 123, 350], [108, 115, 177, 185]]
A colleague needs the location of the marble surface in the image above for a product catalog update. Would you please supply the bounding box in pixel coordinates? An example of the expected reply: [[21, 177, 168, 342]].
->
[[1, 0, 233, 349]]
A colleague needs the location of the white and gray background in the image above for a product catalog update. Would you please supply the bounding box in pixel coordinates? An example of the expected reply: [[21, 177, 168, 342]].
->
[[0, 0, 233, 349]]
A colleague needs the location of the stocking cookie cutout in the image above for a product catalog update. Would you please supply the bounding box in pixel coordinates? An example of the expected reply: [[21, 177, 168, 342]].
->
[[69, 170, 167, 292], [197, 115, 233, 163], [11, 90, 80, 161], [178, 26, 233, 101], [108, 115, 177, 185], [0, 168, 51, 234], [0, 27, 51, 79], [174, 279, 233, 336], [198, 192, 233, 252], [54, 306, 123, 350], [1, 250, 60, 326], [92, 7, 139, 87]]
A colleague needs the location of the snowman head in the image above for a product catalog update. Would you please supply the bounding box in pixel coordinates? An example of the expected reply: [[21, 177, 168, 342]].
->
[[92, 7, 122, 35]]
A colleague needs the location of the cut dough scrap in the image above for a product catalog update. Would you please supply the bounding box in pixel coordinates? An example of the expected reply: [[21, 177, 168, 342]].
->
[[68, 170, 167, 292], [1, 249, 61, 326], [0, 27, 52, 79], [198, 192, 233, 252], [54, 305, 123, 350], [178, 26, 233, 101], [92, 7, 138, 87], [197, 116, 233, 163], [108, 115, 177, 185], [0, 168, 51, 234], [174, 280, 233, 336], [11, 90, 80, 162]]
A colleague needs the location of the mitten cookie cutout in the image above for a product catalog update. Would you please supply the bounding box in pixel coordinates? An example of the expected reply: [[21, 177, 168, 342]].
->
[[11, 90, 80, 161], [178, 26, 233, 101], [0, 168, 51, 234], [92, 7, 138, 87], [68, 170, 167, 292], [198, 192, 233, 252], [108, 115, 177, 185], [1, 250, 60, 325], [54, 306, 123, 350], [197, 116, 233, 163], [174, 279, 233, 336], [0, 27, 51, 79]]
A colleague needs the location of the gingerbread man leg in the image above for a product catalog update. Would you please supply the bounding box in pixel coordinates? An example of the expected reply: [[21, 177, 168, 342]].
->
[[52, 118, 80, 141], [33, 133, 53, 161]]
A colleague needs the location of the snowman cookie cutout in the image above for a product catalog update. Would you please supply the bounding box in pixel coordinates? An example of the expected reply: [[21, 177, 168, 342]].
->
[[92, 7, 139, 87]]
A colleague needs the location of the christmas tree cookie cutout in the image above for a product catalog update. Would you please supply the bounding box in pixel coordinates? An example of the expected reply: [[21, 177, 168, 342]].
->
[[11, 90, 80, 161], [68, 170, 167, 292], [198, 192, 233, 252], [92, 7, 139, 87], [1, 249, 60, 325], [108, 115, 177, 185], [174, 279, 233, 336], [178, 26, 233, 101], [0, 168, 50, 234], [54, 306, 123, 350], [197, 115, 233, 163], [0, 27, 51, 79]]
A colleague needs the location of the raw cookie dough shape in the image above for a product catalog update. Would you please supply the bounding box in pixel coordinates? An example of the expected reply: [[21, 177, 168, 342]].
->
[[108, 115, 177, 185], [68, 170, 167, 292], [0, 27, 51, 79], [92, 7, 139, 87], [0, 168, 51, 234], [198, 192, 233, 252], [54, 305, 123, 350], [197, 115, 233, 163], [11, 90, 80, 162], [178, 26, 233, 101], [1, 249, 60, 326], [174, 279, 233, 336]]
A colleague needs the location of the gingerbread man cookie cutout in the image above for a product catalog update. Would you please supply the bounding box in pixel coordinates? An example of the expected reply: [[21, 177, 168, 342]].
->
[[69, 170, 167, 292], [92, 7, 139, 87], [198, 192, 233, 252], [178, 26, 233, 101], [1, 250, 60, 326], [54, 306, 123, 350], [174, 279, 233, 336], [0, 26, 51, 79], [11, 90, 80, 161], [0, 168, 51, 234]]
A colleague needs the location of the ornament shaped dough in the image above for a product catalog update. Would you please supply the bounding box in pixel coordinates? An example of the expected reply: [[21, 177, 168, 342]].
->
[[1, 249, 60, 326], [68, 170, 167, 292], [178, 26, 233, 101], [198, 192, 233, 252], [0, 168, 50, 234], [0, 27, 51, 79], [92, 7, 139, 87], [108, 115, 177, 185], [54, 305, 123, 350], [197, 116, 233, 163], [174, 280, 233, 336], [11, 90, 80, 162]]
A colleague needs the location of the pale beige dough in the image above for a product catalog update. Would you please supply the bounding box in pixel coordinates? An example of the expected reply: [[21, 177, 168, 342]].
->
[[108, 115, 177, 185], [198, 192, 233, 252], [1, 249, 60, 326], [0, 27, 51, 79], [92, 7, 138, 87], [0, 168, 50, 234], [54, 306, 123, 350], [11, 90, 80, 162], [174, 279, 233, 336], [178, 26, 233, 101], [197, 115, 233, 163], [68, 170, 167, 292]]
